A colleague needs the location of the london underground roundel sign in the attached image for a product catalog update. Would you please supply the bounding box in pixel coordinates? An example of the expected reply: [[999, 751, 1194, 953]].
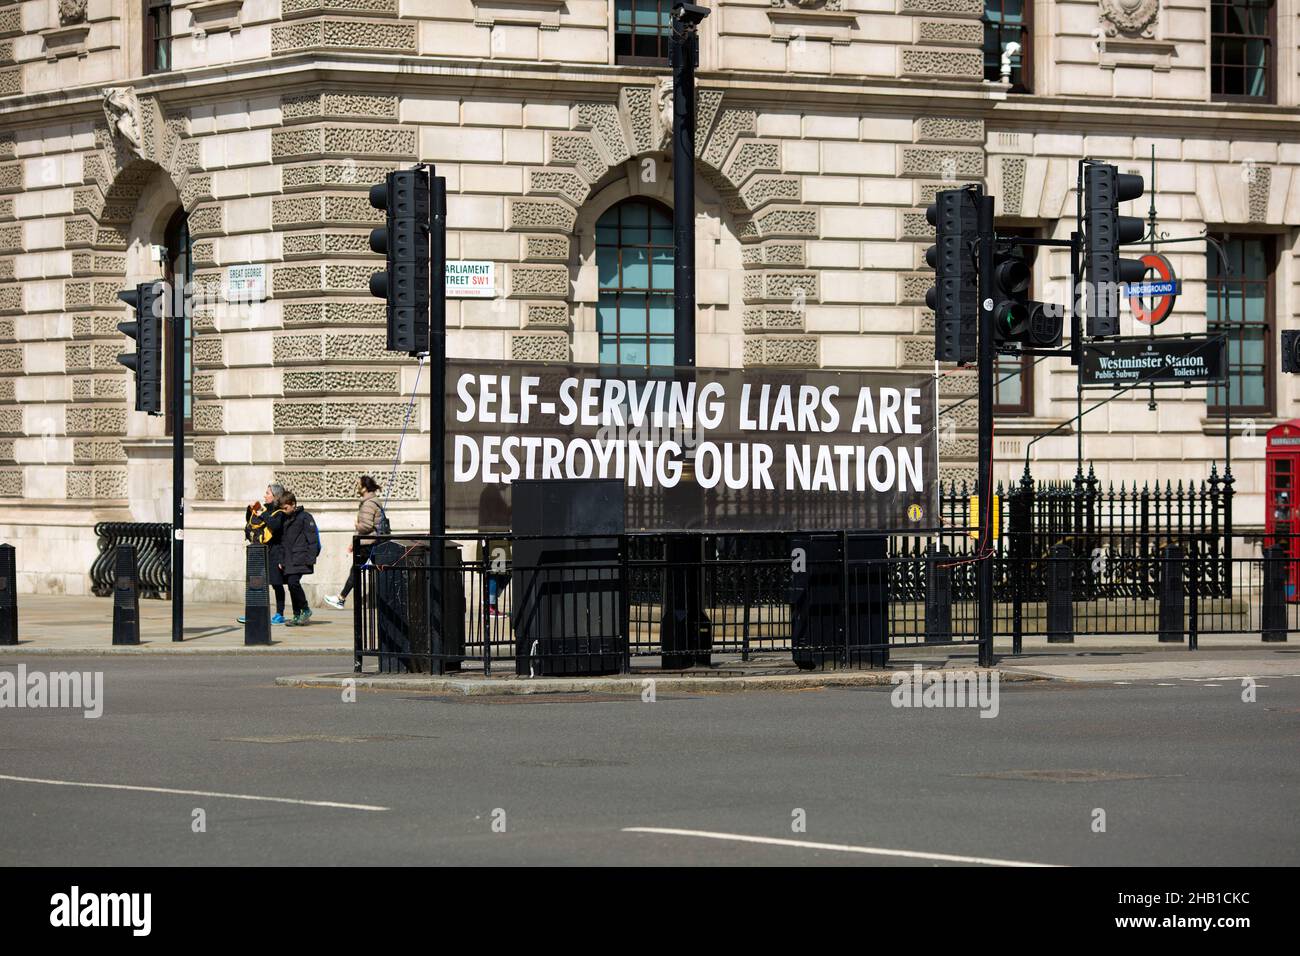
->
[[1126, 252, 1179, 327]]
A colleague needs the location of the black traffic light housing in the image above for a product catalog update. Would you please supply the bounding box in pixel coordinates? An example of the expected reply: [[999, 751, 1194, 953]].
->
[[925, 187, 978, 364], [1283, 329, 1300, 374], [116, 281, 163, 415], [369, 168, 432, 354], [1084, 162, 1145, 337], [990, 242, 1062, 348]]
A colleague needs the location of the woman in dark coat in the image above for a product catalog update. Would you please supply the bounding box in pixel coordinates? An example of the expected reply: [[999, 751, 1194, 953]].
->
[[278, 492, 321, 627]]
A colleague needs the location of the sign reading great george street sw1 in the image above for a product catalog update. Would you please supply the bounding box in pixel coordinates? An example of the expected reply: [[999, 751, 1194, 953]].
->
[[446, 360, 938, 533], [1081, 337, 1226, 387]]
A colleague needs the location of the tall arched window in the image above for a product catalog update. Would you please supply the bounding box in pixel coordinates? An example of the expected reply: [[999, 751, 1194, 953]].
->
[[596, 199, 674, 368]]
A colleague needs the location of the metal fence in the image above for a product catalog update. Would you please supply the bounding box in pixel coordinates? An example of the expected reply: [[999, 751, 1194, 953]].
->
[[349, 469, 1296, 675]]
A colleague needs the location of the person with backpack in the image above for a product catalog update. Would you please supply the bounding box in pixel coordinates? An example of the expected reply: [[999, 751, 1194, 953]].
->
[[324, 475, 387, 610], [277, 491, 321, 627], [239, 483, 288, 625]]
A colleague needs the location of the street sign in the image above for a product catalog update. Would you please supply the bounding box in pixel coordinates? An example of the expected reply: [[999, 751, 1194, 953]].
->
[[1082, 337, 1226, 387], [1123, 252, 1179, 326], [446, 260, 494, 298]]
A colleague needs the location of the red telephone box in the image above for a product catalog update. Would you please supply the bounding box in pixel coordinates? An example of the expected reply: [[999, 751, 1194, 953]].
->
[[1264, 420, 1300, 601]]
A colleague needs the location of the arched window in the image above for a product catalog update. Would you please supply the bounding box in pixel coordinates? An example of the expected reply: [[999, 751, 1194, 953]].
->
[[596, 199, 674, 368]]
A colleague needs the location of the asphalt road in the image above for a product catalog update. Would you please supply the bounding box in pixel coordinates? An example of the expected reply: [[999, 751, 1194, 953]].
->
[[1, 653, 1297, 866]]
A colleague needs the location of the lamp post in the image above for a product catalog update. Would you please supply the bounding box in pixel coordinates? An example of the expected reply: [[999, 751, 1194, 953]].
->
[[664, 3, 711, 669], [670, 2, 708, 366]]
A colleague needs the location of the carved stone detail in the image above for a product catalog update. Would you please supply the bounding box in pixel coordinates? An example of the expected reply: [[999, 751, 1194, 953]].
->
[[1099, 0, 1159, 38]]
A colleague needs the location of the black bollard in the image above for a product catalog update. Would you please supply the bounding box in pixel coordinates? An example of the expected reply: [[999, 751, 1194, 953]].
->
[[1262, 544, 1288, 643], [925, 544, 952, 643], [244, 544, 271, 646], [0, 543, 16, 645], [111, 544, 140, 645], [1046, 543, 1073, 644], [1158, 544, 1185, 643]]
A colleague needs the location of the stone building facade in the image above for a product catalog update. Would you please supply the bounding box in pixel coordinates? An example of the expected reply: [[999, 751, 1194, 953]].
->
[[0, 0, 1297, 598]]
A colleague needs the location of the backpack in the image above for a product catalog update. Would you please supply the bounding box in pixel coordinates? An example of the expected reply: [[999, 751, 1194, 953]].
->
[[375, 503, 391, 537], [246, 506, 272, 545]]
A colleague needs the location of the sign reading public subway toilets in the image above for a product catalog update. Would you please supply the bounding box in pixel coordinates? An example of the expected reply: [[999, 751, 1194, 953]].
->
[[448, 361, 938, 533]]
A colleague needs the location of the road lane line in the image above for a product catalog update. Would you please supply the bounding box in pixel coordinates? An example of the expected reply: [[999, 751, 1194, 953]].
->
[[623, 827, 1058, 867], [0, 773, 389, 812]]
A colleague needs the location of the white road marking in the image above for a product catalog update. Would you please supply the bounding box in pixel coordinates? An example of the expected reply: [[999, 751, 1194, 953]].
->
[[623, 827, 1058, 867], [0, 773, 389, 812]]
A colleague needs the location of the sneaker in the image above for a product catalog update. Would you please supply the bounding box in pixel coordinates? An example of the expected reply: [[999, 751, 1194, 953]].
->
[[302, 607, 313, 623], [237, 615, 246, 624], [324, 594, 345, 610], [284, 612, 306, 627], [271, 613, 286, 625], [487, 606, 507, 617]]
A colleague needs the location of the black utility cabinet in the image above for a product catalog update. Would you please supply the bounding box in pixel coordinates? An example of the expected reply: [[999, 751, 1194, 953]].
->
[[512, 479, 626, 676]]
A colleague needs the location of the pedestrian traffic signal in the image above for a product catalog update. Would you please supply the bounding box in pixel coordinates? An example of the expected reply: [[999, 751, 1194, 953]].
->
[[116, 281, 163, 415], [990, 243, 1062, 348], [1084, 162, 1145, 337], [925, 188, 978, 364], [1283, 329, 1300, 374], [369, 168, 431, 354]]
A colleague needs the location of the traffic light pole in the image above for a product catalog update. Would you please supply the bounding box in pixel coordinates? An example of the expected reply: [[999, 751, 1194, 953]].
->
[[977, 194, 995, 667], [171, 281, 184, 642], [671, 11, 698, 365], [430, 173, 446, 540]]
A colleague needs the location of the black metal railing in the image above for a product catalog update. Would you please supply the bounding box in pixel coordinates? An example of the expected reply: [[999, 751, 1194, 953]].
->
[[353, 530, 985, 674], [91, 523, 171, 599]]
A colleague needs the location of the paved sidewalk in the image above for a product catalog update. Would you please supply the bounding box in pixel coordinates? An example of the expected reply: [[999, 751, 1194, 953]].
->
[[0, 594, 352, 654]]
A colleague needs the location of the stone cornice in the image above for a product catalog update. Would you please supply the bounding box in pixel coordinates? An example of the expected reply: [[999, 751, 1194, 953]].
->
[[1, 53, 1298, 140]]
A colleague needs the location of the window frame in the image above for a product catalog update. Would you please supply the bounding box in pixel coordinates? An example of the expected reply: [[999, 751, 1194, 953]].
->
[[1207, 231, 1276, 418], [143, 0, 172, 76], [982, 0, 1033, 94], [1210, 0, 1277, 104], [595, 198, 676, 370], [614, 0, 672, 67]]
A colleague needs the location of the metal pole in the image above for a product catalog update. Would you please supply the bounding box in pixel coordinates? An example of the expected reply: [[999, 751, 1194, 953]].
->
[[171, 279, 184, 641], [1070, 230, 1083, 482], [429, 172, 448, 671], [977, 194, 995, 667], [670, 10, 699, 367], [430, 172, 446, 539]]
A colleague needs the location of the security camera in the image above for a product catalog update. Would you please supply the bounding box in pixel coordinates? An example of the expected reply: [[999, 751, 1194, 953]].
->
[[673, 2, 711, 25]]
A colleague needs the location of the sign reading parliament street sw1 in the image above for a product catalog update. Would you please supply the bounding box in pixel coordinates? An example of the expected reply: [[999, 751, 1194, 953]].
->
[[1082, 337, 1226, 387], [447, 361, 937, 533], [445, 260, 494, 298]]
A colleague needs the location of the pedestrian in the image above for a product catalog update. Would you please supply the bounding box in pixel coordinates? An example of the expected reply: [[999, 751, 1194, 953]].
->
[[239, 483, 288, 625], [324, 475, 386, 610], [278, 492, 321, 627]]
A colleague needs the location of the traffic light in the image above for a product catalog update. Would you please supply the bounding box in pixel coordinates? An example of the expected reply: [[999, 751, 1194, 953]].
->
[[1084, 162, 1145, 337], [116, 281, 163, 415], [989, 243, 1062, 348], [1283, 330, 1300, 374], [369, 168, 431, 354], [925, 187, 978, 364]]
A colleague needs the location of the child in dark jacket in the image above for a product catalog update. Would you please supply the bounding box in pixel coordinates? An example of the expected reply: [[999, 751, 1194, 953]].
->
[[278, 492, 321, 627]]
